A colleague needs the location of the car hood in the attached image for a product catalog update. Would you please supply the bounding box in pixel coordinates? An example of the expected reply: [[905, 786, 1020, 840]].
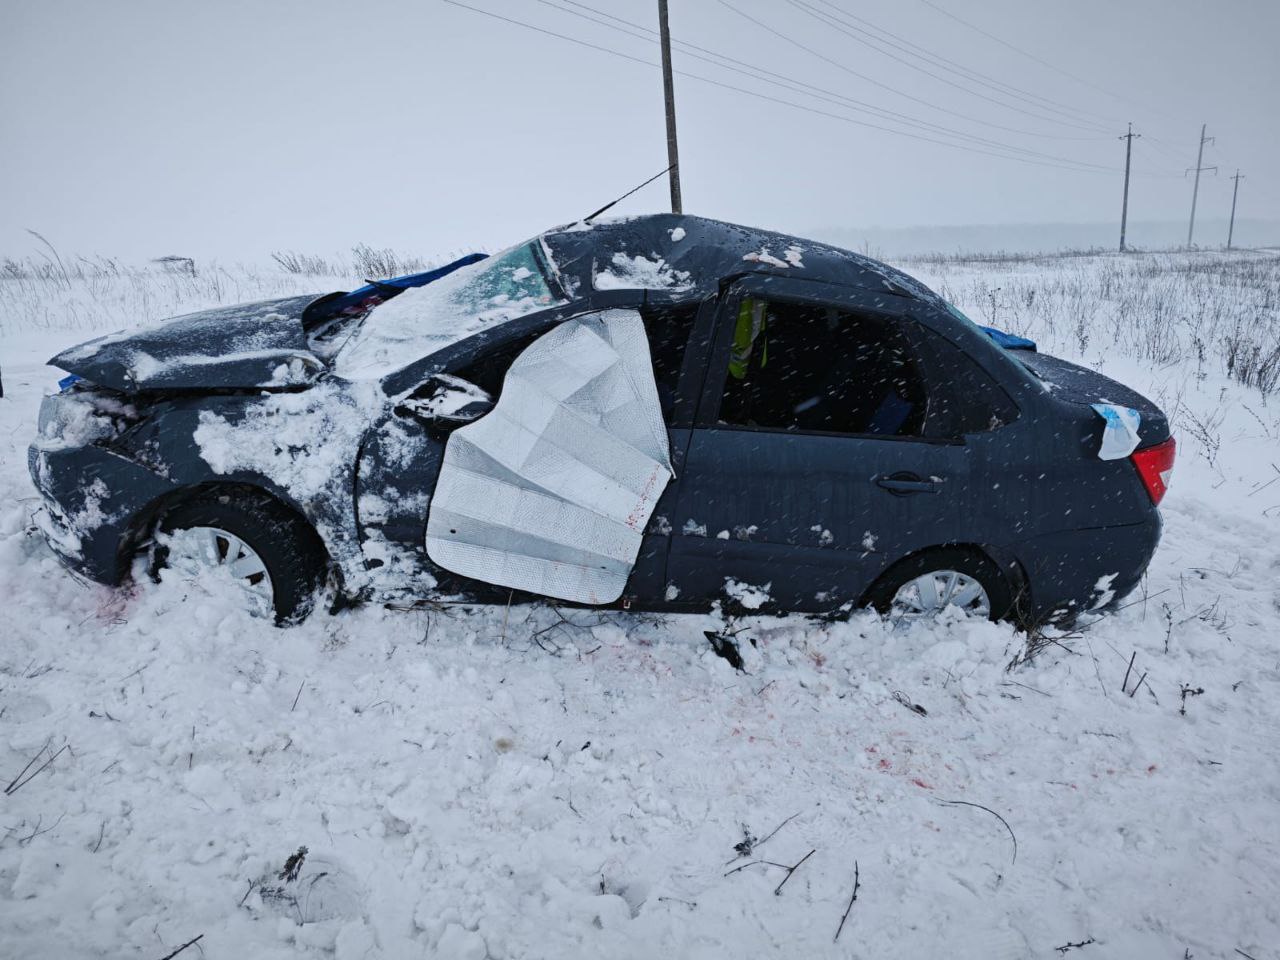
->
[[50, 294, 326, 392]]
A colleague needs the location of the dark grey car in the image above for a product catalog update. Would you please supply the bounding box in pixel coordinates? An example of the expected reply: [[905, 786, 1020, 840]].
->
[[29, 215, 1175, 623]]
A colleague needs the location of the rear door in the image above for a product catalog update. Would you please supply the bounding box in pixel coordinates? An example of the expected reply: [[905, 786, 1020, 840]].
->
[[662, 276, 1010, 612]]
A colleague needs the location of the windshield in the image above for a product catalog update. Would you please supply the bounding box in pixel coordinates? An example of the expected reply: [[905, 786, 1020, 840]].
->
[[334, 241, 565, 380]]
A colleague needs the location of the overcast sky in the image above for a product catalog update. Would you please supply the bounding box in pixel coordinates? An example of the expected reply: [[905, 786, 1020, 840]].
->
[[2, 0, 1276, 262]]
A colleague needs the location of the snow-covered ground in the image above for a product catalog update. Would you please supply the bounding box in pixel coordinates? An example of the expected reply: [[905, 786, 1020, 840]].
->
[[2, 248, 1279, 958]]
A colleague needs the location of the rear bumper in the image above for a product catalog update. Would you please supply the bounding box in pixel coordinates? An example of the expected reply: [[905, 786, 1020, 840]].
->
[[1012, 514, 1162, 622]]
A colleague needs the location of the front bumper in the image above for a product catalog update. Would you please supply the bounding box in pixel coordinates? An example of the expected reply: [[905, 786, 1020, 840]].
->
[[28, 439, 175, 585]]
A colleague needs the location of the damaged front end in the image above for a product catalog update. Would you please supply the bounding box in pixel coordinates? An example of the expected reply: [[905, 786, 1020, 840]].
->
[[28, 377, 160, 578]]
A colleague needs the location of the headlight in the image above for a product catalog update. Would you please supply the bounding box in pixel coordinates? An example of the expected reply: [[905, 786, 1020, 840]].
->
[[35, 383, 138, 450]]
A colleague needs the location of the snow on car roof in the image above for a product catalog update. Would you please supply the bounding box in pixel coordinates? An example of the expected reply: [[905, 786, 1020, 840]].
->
[[542, 214, 942, 303], [334, 215, 941, 381]]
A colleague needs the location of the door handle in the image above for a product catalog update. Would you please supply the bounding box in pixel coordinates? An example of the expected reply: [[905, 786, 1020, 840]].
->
[[875, 472, 941, 495]]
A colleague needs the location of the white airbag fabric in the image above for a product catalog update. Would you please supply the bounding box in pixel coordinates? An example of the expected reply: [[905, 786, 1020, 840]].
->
[[426, 309, 673, 604]]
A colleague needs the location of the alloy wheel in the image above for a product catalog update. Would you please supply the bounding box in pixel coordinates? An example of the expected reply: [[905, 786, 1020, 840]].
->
[[890, 569, 991, 621], [161, 525, 274, 613]]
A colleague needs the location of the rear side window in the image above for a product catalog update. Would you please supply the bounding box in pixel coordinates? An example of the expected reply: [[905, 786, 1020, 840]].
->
[[913, 329, 1019, 438], [714, 298, 928, 437]]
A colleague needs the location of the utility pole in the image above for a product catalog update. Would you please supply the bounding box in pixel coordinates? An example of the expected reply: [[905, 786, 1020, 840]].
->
[[1186, 123, 1217, 248], [1118, 122, 1139, 252], [657, 0, 682, 214], [1227, 170, 1244, 250]]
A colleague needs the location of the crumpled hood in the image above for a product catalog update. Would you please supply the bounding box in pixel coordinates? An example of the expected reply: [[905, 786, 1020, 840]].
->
[[50, 294, 326, 392]]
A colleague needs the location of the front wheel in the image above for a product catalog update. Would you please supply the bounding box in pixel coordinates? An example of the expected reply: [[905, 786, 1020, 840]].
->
[[150, 492, 327, 623], [864, 548, 1013, 623]]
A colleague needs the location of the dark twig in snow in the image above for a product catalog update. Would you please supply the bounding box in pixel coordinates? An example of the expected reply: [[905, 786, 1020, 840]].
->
[[657, 896, 697, 909], [5, 741, 68, 795], [756, 812, 800, 851], [1112, 586, 1169, 614], [939, 799, 1017, 864], [238, 879, 258, 907], [1084, 637, 1108, 699], [833, 860, 860, 943], [1121, 650, 1137, 693], [291, 681, 305, 712], [1235, 949, 1259, 960], [92, 820, 105, 853], [18, 813, 64, 846], [1002, 679, 1051, 697], [723, 858, 790, 878], [499, 589, 513, 643], [279, 846, 308, 882], [892, 690, 927, 716], [1179, 683, 1205, 716], [773, 849, 815, 896], [4, 737, 51, 794], [1128, 671, 1148, 698], [153, 933, 203, 960], [727, 811, 800, 864], [1054, 938, 1095, 954]]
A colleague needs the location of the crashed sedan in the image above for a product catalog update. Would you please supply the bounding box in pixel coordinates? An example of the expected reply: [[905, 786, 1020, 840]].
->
[[29, 214, 1175, 624]]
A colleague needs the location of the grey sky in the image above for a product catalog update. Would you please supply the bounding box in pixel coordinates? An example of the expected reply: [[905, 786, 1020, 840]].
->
[[2, 0, 1276, 262]]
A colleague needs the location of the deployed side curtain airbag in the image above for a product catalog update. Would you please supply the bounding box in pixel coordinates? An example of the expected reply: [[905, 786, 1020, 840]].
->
[[425, 309, 674, 604]]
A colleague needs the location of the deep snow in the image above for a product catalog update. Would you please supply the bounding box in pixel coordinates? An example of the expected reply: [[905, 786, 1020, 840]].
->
[[2, 249, 1279, 959]]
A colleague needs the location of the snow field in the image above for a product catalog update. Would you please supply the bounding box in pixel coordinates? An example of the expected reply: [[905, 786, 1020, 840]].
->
[[1, 247, 1278, 958]]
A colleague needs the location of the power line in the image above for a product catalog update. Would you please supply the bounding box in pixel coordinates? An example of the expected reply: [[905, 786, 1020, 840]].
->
[[440, 0, 1132, 175], [807, 0, 1120, 128], [546, 0, 1112, 143], [709, 0, 1126, 162], [915, 0, 1182, 125], [781, 0, 1112, 134], [533, 0, 1122, 165]]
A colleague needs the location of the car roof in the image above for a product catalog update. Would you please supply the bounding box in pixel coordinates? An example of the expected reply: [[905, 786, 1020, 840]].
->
[[541, 214, 943, 306]]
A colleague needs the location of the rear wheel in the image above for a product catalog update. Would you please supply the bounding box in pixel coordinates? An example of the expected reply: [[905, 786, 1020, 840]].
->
[[865, 548, 1012, 623], [150, 492, 326, 623]]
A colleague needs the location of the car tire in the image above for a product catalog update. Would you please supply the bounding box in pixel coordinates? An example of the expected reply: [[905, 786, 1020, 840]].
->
[[151, 491, 327, 623], [864, 547, 1013, 623]]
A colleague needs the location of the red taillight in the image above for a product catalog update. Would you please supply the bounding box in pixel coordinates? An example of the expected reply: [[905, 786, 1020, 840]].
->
[[1131, 436, 1176, 505]]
